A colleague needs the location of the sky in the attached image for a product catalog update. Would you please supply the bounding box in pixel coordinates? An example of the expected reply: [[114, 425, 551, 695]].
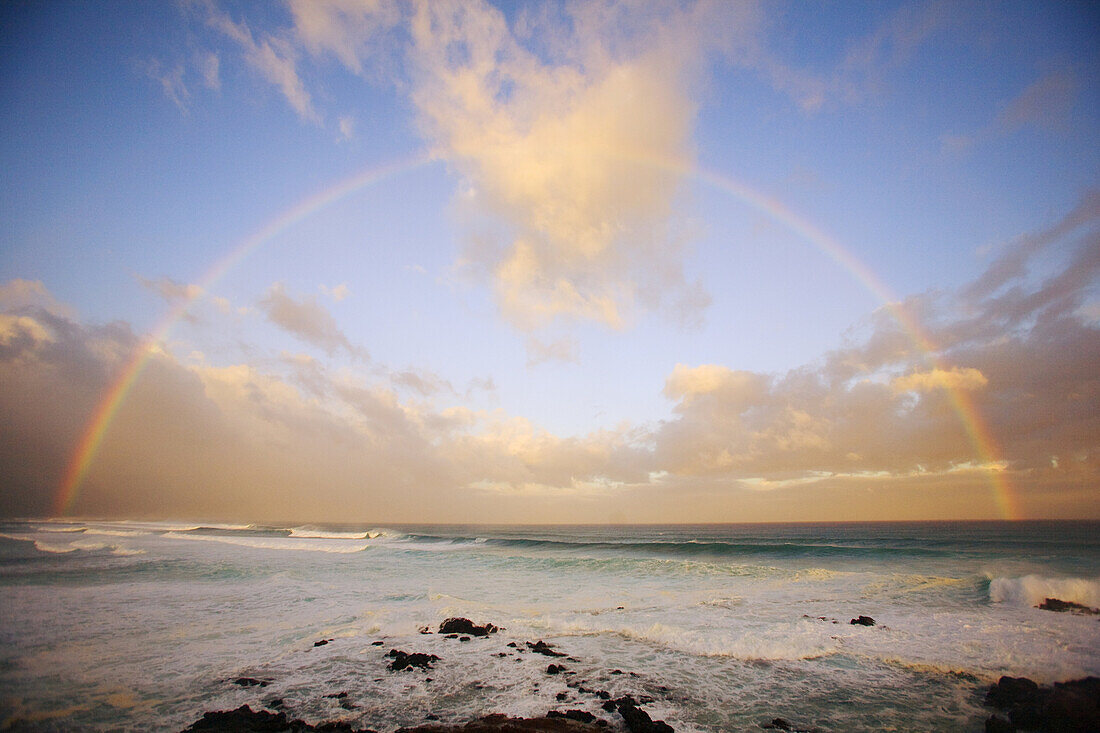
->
[[1, 0, 1098, 524]]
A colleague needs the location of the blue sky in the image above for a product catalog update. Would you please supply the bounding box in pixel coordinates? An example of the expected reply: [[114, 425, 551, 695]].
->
[[1, 0, 1097, 522]]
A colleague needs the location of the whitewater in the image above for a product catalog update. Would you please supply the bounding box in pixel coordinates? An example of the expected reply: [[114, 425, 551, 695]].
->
[[0, 520, 1097, 731]]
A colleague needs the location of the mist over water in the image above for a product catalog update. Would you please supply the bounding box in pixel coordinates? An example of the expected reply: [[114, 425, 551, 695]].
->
[[1, 520, 1097, 731]]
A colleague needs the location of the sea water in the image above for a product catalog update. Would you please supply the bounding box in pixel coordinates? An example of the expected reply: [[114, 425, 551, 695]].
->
[[0, 520, 1097, 732]]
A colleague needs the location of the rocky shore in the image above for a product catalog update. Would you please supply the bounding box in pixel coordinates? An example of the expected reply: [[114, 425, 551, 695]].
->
[[181, 616, 1099, 733]]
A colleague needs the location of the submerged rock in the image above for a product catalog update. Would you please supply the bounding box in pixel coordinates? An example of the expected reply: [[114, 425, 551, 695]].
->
[[386, 649, 440, 671], [848, 616, 875, 626], [439, 618, 499, 636], [232, 677, 272, 688], [526, 640, 566, 657], [1037, 598, 1100, 615]]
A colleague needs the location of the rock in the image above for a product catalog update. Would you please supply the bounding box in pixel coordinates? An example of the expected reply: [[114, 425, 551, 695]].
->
[[233, 677, 271, 687], [849, 616, 875, 626], [323, 692, 347, 699], [556, 693, 568, 702], [985, 676, 1100, 732], [313, 639, 332, 647], [439, 618, 499, 636], [610, 670, 623, 675], [761, 720, 792, 731], [985, 677, 1040, 709], [547, 664, 567, 675], [1037, 598, 1100, 615], [527, 640, 566, 657], [371, 641, 384, 646], [611, 696, 673, 733], [181, 705, 379, 732], [418, 627, 433, 635], [386, 649, 440, 671], [984, 715, 1014, 733], [547, 710, 599, 724], [460, 637, 471, 642]]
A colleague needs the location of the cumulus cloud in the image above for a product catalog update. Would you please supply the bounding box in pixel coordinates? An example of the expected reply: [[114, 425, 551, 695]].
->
[[259, 282, 361, 357], [0, 290, 648, 521]]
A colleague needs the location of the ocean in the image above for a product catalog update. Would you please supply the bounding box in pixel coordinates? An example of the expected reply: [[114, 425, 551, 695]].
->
[[0, 520, 1097, 732]]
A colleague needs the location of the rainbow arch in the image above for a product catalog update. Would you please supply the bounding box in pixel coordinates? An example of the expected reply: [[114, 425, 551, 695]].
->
[[53, 151, 1019, 519], [53, 152, 432, 515]]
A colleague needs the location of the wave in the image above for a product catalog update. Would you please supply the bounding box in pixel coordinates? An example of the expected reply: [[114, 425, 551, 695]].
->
[[288, 527, 380, 540], [0, 533, 143, 556], [178, 525, 293, 538], [393, 533, 948, 559], [163, 531, 371, 554], [989, 574, 1100, 608]]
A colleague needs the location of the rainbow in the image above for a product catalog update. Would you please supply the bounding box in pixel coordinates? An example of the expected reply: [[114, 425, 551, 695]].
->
[[687, 164, 1019, 520], [53, 152, 433, 516], [54, 150, 1019, 520]]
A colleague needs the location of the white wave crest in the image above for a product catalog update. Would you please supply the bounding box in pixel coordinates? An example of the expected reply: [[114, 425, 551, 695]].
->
[[989, 574, 1100, 608], [164, 531, 370, 554], [288, 528, 372, 540]]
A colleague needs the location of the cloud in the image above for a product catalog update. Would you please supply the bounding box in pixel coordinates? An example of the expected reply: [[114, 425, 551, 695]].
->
[[204, 2, 319, 123], [142, 58, 189, 111], [199, 51, 221, 90], [337, 115, 355, 141], [525, 336, 579, 367], [284, 0, 730, 331], [136, 275, 206, 323], [258, 282, 361, 357], [998, 69, 1079, 134], [892, 367, 988, 393], [0, 279, 75, 317], [321, 282, 350, 301]]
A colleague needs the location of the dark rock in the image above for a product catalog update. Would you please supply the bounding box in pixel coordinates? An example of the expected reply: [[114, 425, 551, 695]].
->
[[616, 607, 624, 610], [313, 639, 332, 647], [527, 640, 566, 657], [371, 641, 384, 646], [1037, 598, 1100, 615], [460, 637, 471, 642], [233, 677, 271, 688], [181, 705, 379, 732], [426, 715, 440, 721], [439, 618, 499, 636], [595, 691, 610, 701], [446, 634, 459, 639], [418, 627, 433, 635], [613, 696, 673, 733], [849, 616, 875, 626], [386, 649, 440, 671], [762, 720, 792, 731], [985, 676, 1100, 733], [547, 664, 567, 674], [323, 692, 347, 699], [986, 677, 1040, 709], [265, 699, 285, 711], [507, 642, 519, 648], [556, 693, 568, 702], [547, 710, 598, 724], [984, 715, 1014, 733], [610, 670, 623, 675]]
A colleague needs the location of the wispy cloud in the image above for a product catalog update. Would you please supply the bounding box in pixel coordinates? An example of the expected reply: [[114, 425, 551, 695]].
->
[[259, 282, 362, 357], [203, 2, 319, 123]]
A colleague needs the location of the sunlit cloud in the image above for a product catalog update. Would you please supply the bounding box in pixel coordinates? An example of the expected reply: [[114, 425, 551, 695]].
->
[[259, 282, 362, 357]]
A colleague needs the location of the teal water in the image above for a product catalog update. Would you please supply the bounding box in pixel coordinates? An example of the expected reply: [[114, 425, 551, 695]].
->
[[0, 520, 1097, 731]]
